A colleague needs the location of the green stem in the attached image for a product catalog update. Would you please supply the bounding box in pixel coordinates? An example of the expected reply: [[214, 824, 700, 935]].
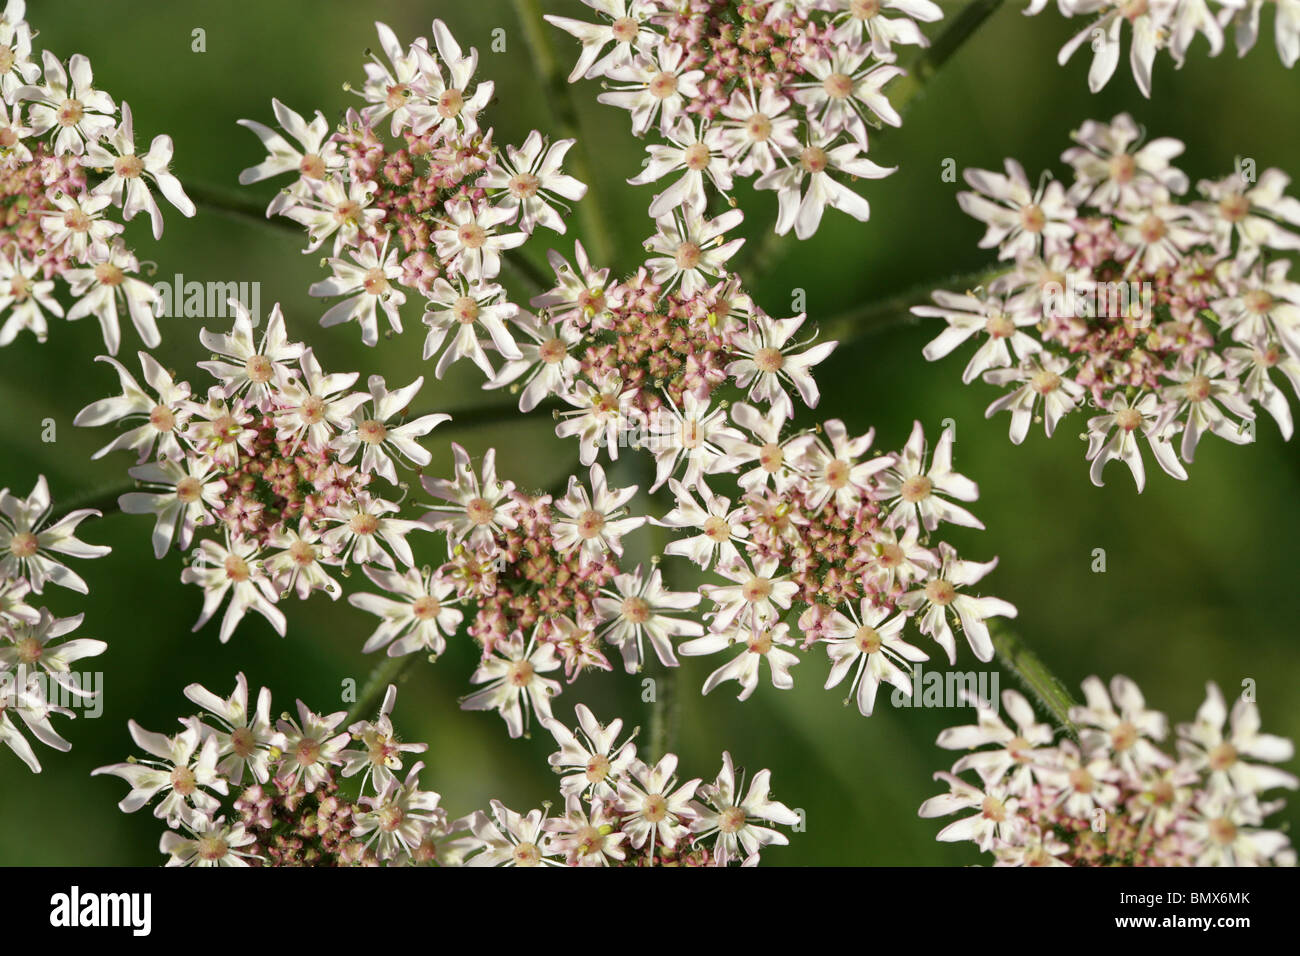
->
[[889, 0, 1007, 114], [53, 483, 135, 522], [345, 654, 420, 724], [511, 0, 616, 267], [820, 265, 1007, 344], [647, 664, 680, 763], [990, 624, 1079, 739]]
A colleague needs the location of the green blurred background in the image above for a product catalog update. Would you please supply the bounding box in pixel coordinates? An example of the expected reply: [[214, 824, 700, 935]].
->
[[2, 0, 1297, 865]]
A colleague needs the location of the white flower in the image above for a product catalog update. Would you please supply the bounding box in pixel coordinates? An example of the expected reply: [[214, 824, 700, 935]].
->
[[352, 764, 445, 862], [899, 542, 1017, 664], [555, 372, 639, 465], [645, 390, 743, 493], [1084, 390, 1186, 491], [284, 175, 381, 254], [982, 353, 1084, 444], [39, 191, 121, 262], [350, 565, 464, 658], [319, 494, 427, 570], [918, 772, 1019, 853], [1176, 682, 1299, 796], [878, 420, 984, 532], [787, 418, 894, 516], [432, 200, 526, 283], [716, 83, 800, 178], [342, 686, 429, 794], [551, 463, 646, 565], [197, 301, 305, 402], [0, 475, 110, 594], [273, 348, 368, 453], [727, 312, 835, 421], [118, 457, 225, 558], [1070, 675, 1172, 776], [236, 97, 344, 198], [1062, 113, 1189, 210], [531, 240, 613, 327], [183, 673, 281, 786], [484, 311, 582, 412], [681, 620, 800, 702], [643, 207, 745, 296], [419, 443, 518, 553], [275, 700, 350, 793], [545, 0, 659, 82], [86, 101, 195, 239], [263, 522, 341, 602], [0, 610, 105, 700], [92, 719, 227, 825], [17, 50, 116, 154], [160, 815, 259, 867], [1161, 355, 1254, 463], [1056, 0, 1177, 97], [597, 42, 703, 136], [936, 689, 1056, 794], [180, 534, 284, 643], [412, 20, 494, 139], [755, 134, 894, 239], [479, 131, 587, 234], [616, 754, 701, 855], [656, 480, 748, 570], [461, 631, 562, 739], [333, 374, 449, 484], [463, 800, 558, 867], [0, 250, 61, 346], [542, 703, 638, 801], [957, 160, 1076, 261], [628, 116, 733, 216], [62, 241, 161, 354], [595, 566, 703, 672], [421, 279, 522, 379], [75, 352, 193, 462], [311, 240, 407, 347], [822, 602, 926, 717], [690, 752, 799, 866], [793, 44, 902, 148]]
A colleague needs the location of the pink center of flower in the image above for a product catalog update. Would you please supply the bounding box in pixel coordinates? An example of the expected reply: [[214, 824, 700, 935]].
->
[[924, 578, 955, 606], [1244, 289, 1274, 315], [746, 113, 772, 142], [539, 337, 567, 364], [112, 156, 143, 181], [577, 508, 606, 539], [150, 404, 176, 432], [333, 199, 360, 224], [800, 146, 829, 173], [719, 806, 747, 833], [466, 497, 495, 525], [621, 595, 650, 623], [823, 73, 854, 99], [754, 346, 784, 373], [1138, 214, 1166, 243], [362, 268, 390, 296], [703, 516, 730, 542], [1109, 153, 1136, 184], [586, 753, 611, 782], [224, 555, 251, 582], [437, 88, 464, 118], [245, 354, 274, 384], [170, 765, 197, 796], [94, 262, 124, 287], [1208, 817, 1237, 845], [824, 459, 850, 489], [674, 241, 702, 270], [230, 727, 256, 758], [300, 397, 327, 425], [1219, 193, 1250, 223], [900, 475, 932, 503], [981, 795, 1006, 821], [648, 71, 678, 99], [16, 636, 41, 665], [358, 419, 388, 444], [1068, 767, 1095, 793], [411, 595, 441, 620], [1110, 721, 1138, 751], [9, 532, 38, 560], [175, 476, 202, 504], [1020, 204, 1046, 233], [508, 659, 535, 687], [289, 540, 316, 566], [742, 577, 773, 603], [683, 142, 711, 171], [57, 98, 84, 127], [851, 0, 881, 18], [611, 16, 639, 42], [759, 442, 784, 472], [1031, 369, 1061, 395], [457, 223, 486, 249], [985, 313, 1016, 338], [643, 794, 669, 822], [1115, 407, 1143, 431], [64, 207, 91, 232], [508, 171, 541, 198], [854, 625, 882, 653], [300, 153, 326, 179], [1184, 374, 1211, 402], [349, 513, 379, 536], [1208, 742, 1238, 771]]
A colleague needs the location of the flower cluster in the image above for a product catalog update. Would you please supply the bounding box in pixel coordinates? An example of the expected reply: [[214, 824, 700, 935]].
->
[[548, 0, 940, 237], [920, 676, 1298, 866], [238, 19, 585, 353], [74, 302, 448, 642], [352, 236, 1016, 731], [1026, 0, 1299, 98], [94, 679, 799, 867], [916, 113, 1300, 491], [0, 0, 194, 351], [353, 446, 658, 737], [0, 474, 109, 771]]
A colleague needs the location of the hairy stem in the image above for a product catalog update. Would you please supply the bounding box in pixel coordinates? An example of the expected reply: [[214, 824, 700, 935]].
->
[[991, 623, 1079, 739], [345, 654, 420, 724], [889, 0, 1006, 113], [647, 664, 680, 763], [511, 0, 616, 267]]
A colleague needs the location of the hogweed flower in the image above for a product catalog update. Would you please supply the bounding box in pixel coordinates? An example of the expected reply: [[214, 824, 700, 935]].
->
[[917, 113, 1300, 491], [548, 0, 942, 237], [920, 677, 1297, 866], [0, 3, 193, 351], [97, 682, 798, 867], [238, 19, 586, 360]]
